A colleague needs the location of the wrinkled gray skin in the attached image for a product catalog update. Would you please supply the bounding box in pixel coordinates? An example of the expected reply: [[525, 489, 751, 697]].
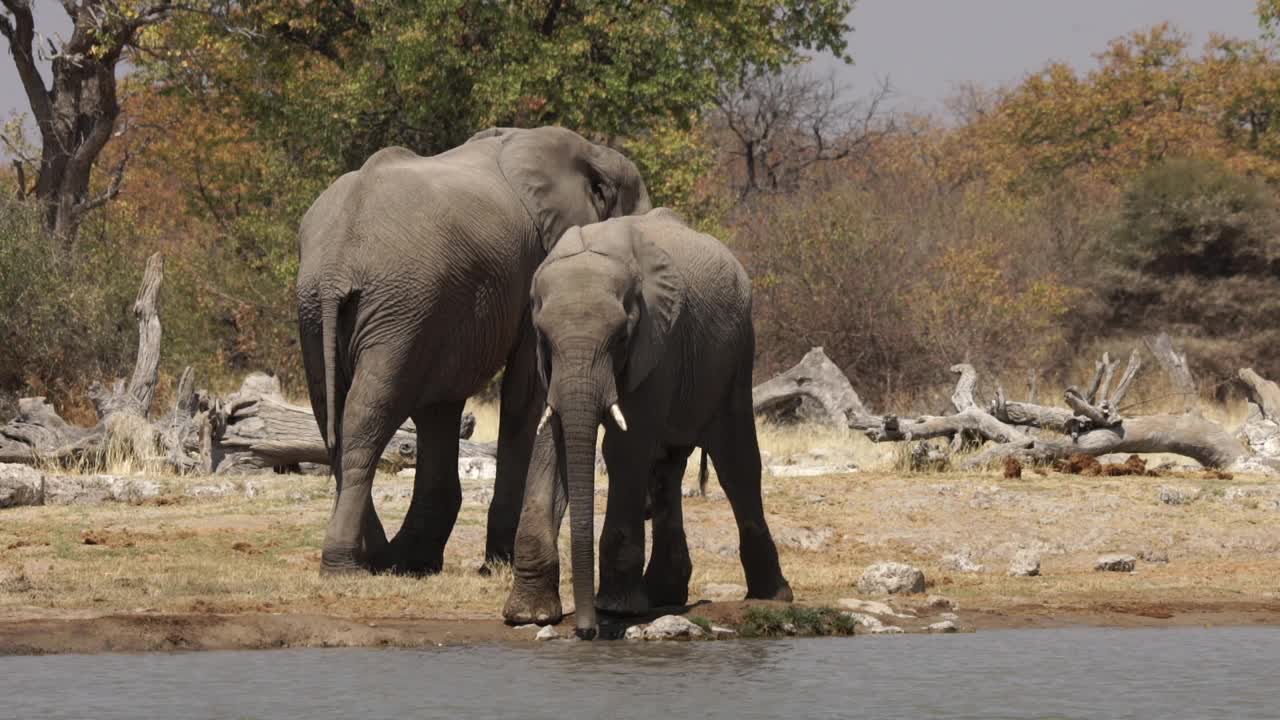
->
[[297, 127, 650, 575], [502, 209, 793, 638]]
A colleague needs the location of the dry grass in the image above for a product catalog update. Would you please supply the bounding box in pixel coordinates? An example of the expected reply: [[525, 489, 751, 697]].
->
[[3, 461, 1278, 626]]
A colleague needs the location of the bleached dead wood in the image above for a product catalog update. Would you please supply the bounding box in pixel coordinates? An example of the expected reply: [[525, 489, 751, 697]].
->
[[212, 372, 488, 474], [0, 254, 487, 475], [845, 340, 1278, 473], [1239, 368, 1280, 421], [752, 347, 868, 426], [963, 414, 1254, 470], [0, 254, 169, 467], [1145, 332, 1198, 414], [89, 253, 164, 418]]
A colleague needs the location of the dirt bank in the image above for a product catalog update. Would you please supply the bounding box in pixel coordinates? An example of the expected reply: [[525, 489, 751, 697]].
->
[[3, 467, 1279, 654]]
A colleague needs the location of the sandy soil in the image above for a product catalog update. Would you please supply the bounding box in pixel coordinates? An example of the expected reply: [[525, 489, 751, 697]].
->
[[3, 463, 1279, 654]]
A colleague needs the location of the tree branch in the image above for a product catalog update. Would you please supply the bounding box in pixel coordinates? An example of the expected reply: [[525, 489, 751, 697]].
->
[[1, 0, 55, 133]]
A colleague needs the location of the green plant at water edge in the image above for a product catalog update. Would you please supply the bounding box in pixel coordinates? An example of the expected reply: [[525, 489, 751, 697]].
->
[[686, 615, 713, 634], [738, 605, 857, 638]]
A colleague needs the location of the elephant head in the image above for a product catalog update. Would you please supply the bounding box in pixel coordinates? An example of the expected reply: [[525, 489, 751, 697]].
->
[[466, 126, 652, 251], [529, 209, 686, 638]]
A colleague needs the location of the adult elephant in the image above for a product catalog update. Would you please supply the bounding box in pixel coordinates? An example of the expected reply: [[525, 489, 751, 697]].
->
[[503, 209, 792, 638], [297, 127, 651, 575]]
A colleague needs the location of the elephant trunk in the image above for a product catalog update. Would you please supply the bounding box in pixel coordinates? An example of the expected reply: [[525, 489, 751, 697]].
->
[[549, 345, 618, 640]]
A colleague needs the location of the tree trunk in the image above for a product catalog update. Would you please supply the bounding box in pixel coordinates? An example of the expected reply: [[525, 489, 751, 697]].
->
[[212, 373, 486, 474], [0, 1, 163, 240], [752, 347, 867, 426]]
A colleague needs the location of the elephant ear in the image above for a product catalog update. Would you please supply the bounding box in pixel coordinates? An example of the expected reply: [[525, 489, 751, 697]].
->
[[496, 128, 618, 252], [623, 232, 686, 393]]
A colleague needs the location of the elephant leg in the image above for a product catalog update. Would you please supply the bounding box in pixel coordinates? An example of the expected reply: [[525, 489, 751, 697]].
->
[[328, 441, 390, 566], [321, 354, 411, 575], [386, 400, 466, 576], [595, 435, 653, 616], [702, 375, 793, 602], [485, 316, 544, 569], [644, 445, 694, 608], [503, 427, 567, 625]]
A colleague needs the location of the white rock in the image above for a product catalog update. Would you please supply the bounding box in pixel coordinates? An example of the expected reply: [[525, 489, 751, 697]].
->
[[535, 626, 560, 641], [0, 463, 44, 507], [624, 625, 645, 640], [513, 623, 539, 631], [44, 474, 160, 505], [1007, 550, 1041, 577], [869, 625, 904, 634], [837, 598, 914, 618], [844, 612, 883, 630], [628, 615, 705, 640], [856, 561, 926, 595], [710, 625, 737, 638], [1095, 554, 1136, 572], [940, 612, 958, 620], [927, 620, 958, 633], [702, 583, 746, 601]]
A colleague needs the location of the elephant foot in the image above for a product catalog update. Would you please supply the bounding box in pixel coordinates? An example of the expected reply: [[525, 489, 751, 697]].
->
[[384, 533, 445, 577], [595, 578, 650, 617], [503, 578, 563, 626], [747, 577, 794, 603], [319, 545, 371, 576]]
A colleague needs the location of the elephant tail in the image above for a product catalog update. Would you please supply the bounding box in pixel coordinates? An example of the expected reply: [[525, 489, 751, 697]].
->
[[698, 448, 709, 497], [320, 290, 343, 458]]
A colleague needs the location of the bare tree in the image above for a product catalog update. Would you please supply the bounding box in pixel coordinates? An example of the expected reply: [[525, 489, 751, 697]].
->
[[713, 64, 894, 198], [0, 1, 179, 241]]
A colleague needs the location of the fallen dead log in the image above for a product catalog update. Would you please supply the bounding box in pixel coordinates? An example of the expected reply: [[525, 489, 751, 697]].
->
[[0, 253, 172, 467], [212, 373, 488, 474], [843, 340, 1280, 473], [963, 413, 1255, 470], [752, 347, 868, 426], [0, 254, 485, 475]]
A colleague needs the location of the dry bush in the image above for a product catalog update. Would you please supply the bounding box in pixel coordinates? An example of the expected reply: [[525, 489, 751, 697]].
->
[[731, 165, 1085, 410]]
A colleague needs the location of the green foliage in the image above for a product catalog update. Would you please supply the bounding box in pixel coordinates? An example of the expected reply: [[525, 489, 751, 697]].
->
[[0, 200, 137, 419], [686, 615, 713, 634], [737, 605, 857, 638], [146, 1, 854, 205], [1099, 158, 1280, 383], [1113, 157, 1280, 277]]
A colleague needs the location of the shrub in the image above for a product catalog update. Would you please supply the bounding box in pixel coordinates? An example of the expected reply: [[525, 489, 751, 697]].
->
[[0, 200, 136, 421], [737, 605, 858, 638], [1113, 157, 1280, 277]]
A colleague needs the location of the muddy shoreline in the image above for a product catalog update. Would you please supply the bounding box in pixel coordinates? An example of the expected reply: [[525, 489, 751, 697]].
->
[[5, 466, 1280, 656], [5, 599, 1280, 656]]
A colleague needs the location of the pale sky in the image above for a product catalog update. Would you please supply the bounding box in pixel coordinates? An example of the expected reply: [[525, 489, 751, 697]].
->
[[0, 1, 1267, 137], [812, 0, 1262, 113]]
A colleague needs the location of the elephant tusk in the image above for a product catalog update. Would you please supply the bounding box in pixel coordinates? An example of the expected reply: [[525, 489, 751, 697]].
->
[[537, 405, 553, 435], [609, 403, 628, 432]]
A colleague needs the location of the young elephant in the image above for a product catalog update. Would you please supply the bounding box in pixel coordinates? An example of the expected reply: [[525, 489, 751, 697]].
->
[[503, 208, 793, 639]]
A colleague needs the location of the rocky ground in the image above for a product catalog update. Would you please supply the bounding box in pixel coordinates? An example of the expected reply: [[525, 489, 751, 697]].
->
[[2, 449, 1280, 654]]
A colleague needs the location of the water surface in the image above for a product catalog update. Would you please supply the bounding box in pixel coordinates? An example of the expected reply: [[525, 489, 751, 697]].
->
[[2, 627, 1277, 719]]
